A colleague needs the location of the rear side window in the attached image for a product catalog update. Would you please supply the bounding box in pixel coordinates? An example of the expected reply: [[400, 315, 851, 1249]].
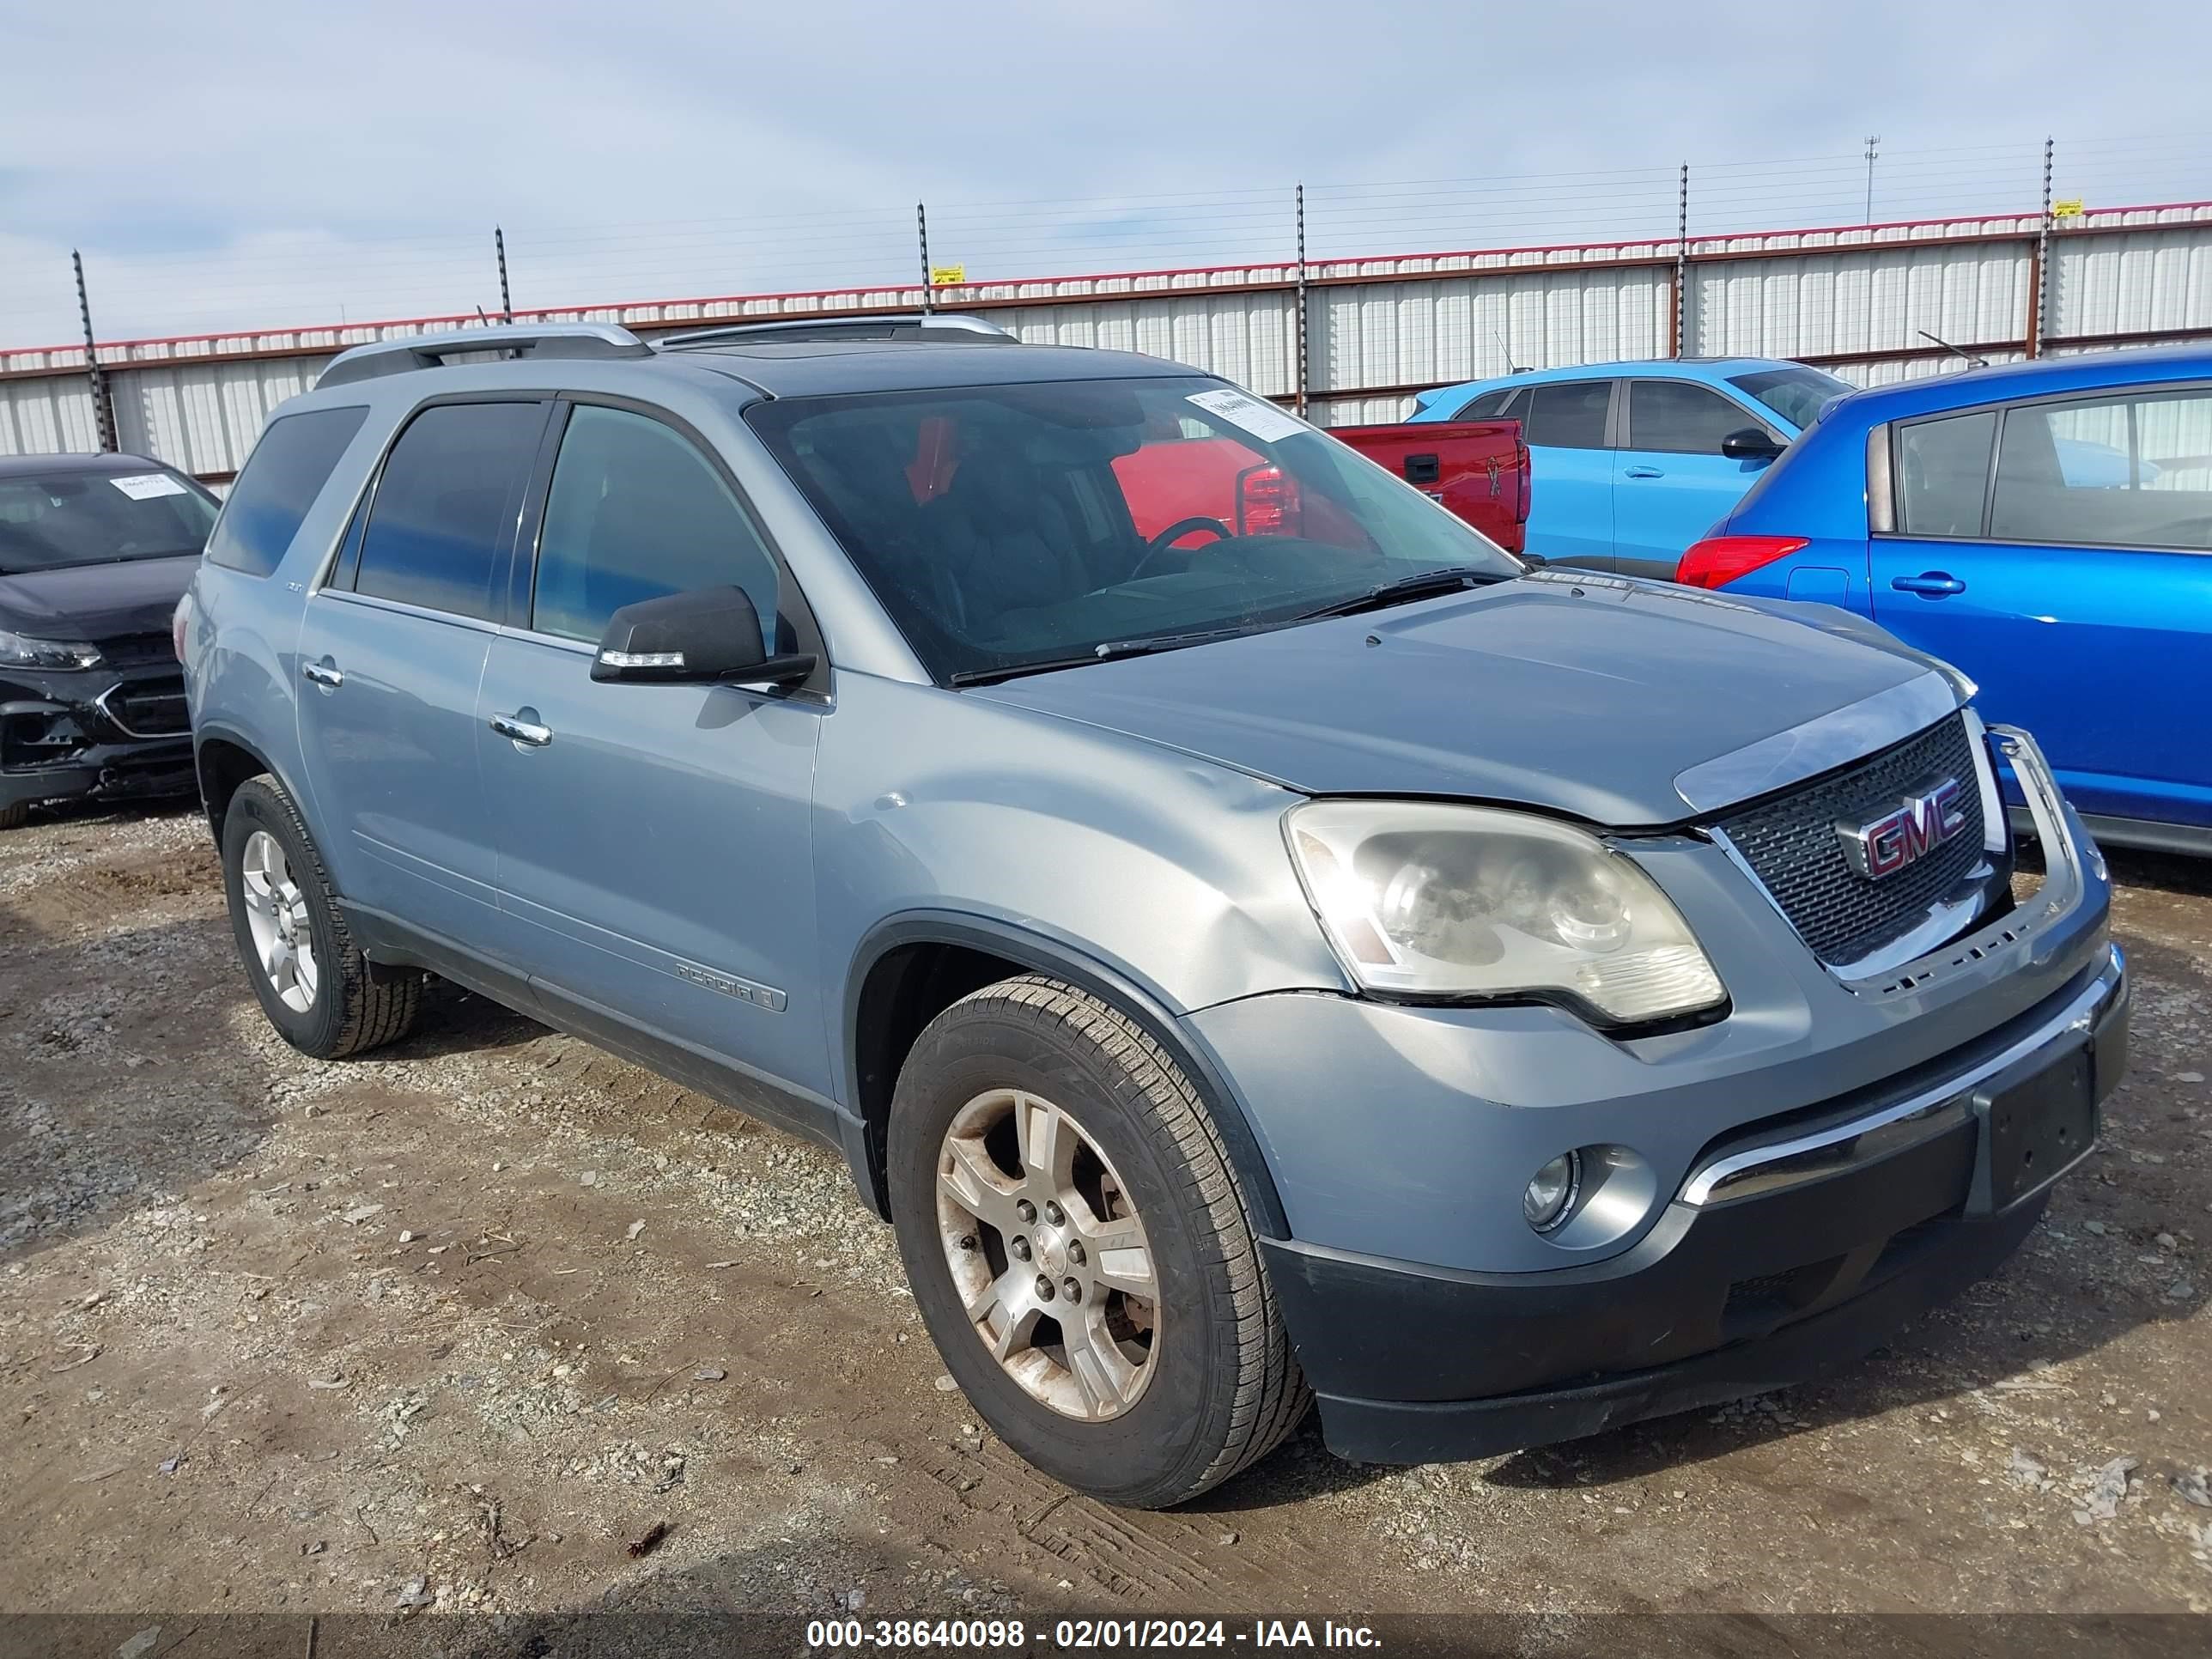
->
[[1894, 410, 1996, 537], [531, 404, 780, 647], [204, 406, 365, 577], [1990, 389, 2212, 549], [1627, 380, 1763, 454], [1523, 380, 1611, 449], [354, 402, 544, 621], [1453, 389, 1514, 420]]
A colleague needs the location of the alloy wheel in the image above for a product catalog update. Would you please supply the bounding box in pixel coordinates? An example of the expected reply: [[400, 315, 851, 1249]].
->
[[240, 829, 319, 1013], [935, 1087, 1159, 1419]]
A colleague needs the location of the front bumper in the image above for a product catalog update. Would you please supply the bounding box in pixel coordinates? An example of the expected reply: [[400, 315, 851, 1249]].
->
[[1264, 944, 2126, 1463], [1, 665, 194, 812]]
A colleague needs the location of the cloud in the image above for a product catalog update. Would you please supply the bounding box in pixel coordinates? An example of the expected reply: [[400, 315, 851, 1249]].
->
[[2, 0, 2207, 343]]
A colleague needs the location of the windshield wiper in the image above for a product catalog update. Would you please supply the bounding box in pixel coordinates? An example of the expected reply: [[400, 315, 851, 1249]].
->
[[946, 624, 1258, 687], [1292, 566, 1510, 623]]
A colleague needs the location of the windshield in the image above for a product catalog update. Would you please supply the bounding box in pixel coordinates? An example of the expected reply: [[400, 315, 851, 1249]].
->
[[746, 375, 1521, 683], [0, 467, 218, 574], [1727, 365, 1853, 432]]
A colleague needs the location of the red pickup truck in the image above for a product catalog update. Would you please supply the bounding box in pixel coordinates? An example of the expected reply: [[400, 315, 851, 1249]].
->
[[1332, 420, 1530, 554], [1110, 417, 1530, 557]]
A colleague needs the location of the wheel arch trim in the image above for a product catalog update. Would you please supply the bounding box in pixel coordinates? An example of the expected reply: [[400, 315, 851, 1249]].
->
[[840, 910, 1290, 1238]]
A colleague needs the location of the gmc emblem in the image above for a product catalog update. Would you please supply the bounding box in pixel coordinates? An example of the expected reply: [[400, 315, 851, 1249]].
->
[[1838, 778, 1967, 880]]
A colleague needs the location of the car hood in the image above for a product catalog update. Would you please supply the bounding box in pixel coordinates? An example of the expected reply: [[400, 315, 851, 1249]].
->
[[0, 555, 199, 641], [971, 573, 1948, 827]]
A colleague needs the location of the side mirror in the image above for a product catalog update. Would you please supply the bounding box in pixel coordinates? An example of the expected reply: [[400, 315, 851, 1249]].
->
[[1721, 427, 1785, 462], [590, 585, 817, 687], [1235, 461, 1303, 536]]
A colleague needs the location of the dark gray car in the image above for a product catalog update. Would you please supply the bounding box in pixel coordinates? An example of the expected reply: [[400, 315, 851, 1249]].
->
[[1, 452, 218, 828], [181, 319, 2126, 1508]]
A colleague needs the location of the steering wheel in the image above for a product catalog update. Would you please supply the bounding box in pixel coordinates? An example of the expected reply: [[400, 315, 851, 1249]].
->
[[1128, 515, 1236, 580]]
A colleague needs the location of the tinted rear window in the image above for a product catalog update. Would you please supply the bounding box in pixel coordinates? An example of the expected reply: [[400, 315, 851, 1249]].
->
[[1524, 380, 1611, 449], [1896, 410, 1996, 537], [205, 408, 367, 577], [353, 402, 544, 621], [0, 465, 220, 575]]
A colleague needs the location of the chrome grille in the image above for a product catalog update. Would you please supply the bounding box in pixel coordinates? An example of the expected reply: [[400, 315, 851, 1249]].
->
[[1715, 713, 1991, 969]]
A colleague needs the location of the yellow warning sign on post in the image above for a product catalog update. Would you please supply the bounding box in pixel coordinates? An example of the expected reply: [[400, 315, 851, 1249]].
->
[[928, 264, 968, 287], [2052, 198, 2085, 218]]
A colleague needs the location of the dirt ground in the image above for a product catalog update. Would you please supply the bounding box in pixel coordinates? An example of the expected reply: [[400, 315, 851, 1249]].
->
[[2, 798, 2208, 1631]]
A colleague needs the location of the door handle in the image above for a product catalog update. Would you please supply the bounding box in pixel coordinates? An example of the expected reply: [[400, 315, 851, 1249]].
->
[[489, 710, 554, 748], [1891, 572, 1966, 597], [1623, 465, 1663, 479], [301, 659, 343, 689]]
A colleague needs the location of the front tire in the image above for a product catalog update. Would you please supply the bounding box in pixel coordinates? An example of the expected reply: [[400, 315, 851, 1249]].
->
[[221, 775, 419, 1059], [0, 801, 27, 831], [888, 975, 1307, 1508]]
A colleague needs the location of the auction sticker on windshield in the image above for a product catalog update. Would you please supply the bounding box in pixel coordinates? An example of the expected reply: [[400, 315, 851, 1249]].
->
[[108, 473, 190, 500], [1186, 387, 1307, 445]]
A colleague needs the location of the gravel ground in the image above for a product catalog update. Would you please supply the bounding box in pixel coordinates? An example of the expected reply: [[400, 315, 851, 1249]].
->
[[1, 798, 2208, 1627]]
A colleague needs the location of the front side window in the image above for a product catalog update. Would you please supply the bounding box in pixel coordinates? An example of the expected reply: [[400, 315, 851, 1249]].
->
[[1990, 389, 2212, 549], [1894, 410, 1996, 538], [0, 463, 220, 576], [205, 406, 365, 577], [1522, 380, 1611, 449], [746, 375, 1520, 683], [532, 404, 779, 647], [1626, 380, 1766, 454], [353, 402, 544, 621]]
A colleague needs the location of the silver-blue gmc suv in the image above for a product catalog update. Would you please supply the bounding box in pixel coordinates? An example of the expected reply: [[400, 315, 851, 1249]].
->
[[180, 316, 2128, 1509]]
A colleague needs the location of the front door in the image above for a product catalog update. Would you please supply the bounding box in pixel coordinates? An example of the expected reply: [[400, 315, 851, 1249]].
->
[[477, 401, 831, 1114], [1869, 388, 2212, 829], [1612, 379, 1780, 580], [294, 398, 549, 945]]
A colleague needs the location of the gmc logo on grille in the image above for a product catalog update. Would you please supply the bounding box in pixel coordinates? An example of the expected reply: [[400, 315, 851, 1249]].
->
[[1838, 778, 1967, 880]]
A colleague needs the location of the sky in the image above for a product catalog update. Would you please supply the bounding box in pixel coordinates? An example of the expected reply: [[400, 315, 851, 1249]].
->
[[3, 0, 2209, 346]]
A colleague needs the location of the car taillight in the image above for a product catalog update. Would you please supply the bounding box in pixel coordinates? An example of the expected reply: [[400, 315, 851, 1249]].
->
[[1235, 462, 1302, 536], [1516, 441, 1532, 524], [172, 593, 191, 664], [1675, 535, 1808, 590]]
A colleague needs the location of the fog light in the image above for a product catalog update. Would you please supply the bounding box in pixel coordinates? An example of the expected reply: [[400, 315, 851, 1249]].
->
[[1523, 1152, 1582, 1233]]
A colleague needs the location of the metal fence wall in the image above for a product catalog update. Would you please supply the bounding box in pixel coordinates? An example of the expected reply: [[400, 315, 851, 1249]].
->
[[5, 202, 2211, 478]]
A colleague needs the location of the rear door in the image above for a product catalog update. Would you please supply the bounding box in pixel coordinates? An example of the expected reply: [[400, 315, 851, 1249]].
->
[[1868, 386, 2212, 829], [476, 399, 831, 1110], [1517, 379, 1617, 569], [295, 398, 548, 945], [1613, 379, 1782, 580]]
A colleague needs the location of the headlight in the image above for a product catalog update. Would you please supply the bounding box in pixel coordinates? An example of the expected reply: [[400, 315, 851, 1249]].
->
[[1285, 800, 1726, 1025], [0, 629, 102, 670]]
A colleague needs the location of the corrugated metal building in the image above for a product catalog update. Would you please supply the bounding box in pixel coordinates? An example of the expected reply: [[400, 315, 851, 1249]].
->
[[4, 202, 2210, 477]]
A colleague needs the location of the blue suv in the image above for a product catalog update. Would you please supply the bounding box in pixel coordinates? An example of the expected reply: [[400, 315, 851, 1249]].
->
[[183, 317, 2125, 1506], [1409, 358, 1850, 579], [1683, 346, 2212, 854]]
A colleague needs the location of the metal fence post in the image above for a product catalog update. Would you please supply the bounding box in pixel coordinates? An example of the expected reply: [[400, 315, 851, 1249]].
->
[[1294, 182, 1309, 417], [71, 250, 113, 453], [2028, 137, 2055, 357], [917, 202, 933, 314], [1673, 164, 1690, 358], [495, 226, 514, 324]]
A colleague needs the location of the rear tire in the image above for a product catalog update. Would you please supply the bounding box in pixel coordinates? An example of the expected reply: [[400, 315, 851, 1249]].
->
[[0, 801, 27, 832], [888, 975, 1307, 1508], [221, 775, 419, 1059]]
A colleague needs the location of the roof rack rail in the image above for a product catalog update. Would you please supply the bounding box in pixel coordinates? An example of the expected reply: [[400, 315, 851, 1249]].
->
[[318, 323, 653, 388], [653, 313, 1016, 350]]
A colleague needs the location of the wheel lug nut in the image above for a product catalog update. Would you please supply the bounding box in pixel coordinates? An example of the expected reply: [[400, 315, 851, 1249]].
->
[[1062, 1277, 1081, 1303], [1016, 1200, 1037, 1224], [957, 1234, 977, 1252], [1035, 1274, 1055, 1301], [1010, 1236, 1031, 1261], [1066, 1241, 1085, 1266], [1043, 1200, 1065, 1226]]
